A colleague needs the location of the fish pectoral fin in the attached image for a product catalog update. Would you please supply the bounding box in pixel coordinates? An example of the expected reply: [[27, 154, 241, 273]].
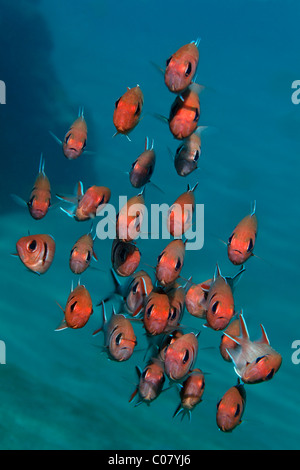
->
[[59, 207, 75, 218], [49, 131, 63, 145], [55, 319, 68, 331], [10, 193, 28, 208], [56, 193, 78, 205]]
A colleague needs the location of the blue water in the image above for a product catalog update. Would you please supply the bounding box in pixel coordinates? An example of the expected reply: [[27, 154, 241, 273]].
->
[[1, 0, 300, 450]]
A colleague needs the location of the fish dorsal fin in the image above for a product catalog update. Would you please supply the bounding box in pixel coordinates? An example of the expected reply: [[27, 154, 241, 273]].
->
[[214, 263, 221, 281], [239, 313, 250, 341], [38, 152, 45, 174], [258, 323, 270, 345], [192, 37, 201, 47], [78, 106, 84, 119]]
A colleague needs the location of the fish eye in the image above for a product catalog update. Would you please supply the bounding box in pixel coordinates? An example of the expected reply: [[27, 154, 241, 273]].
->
[[166, 56, 172, 67], [119, 247, 127, 263], [86, 251, 91, 263], [185, 62, 192, 77], [193, 107, 200, 122], [193, 150, 200, 162], [182, 349, 189, 364], [115, 332, 122, 346], [255, 355, 266, 364], [265, 368, 275, 381], [146, 304, 154, 318], [234, 403, 241, 418], [65, 133, 71, 144], [168, 308, 177, 321], [132, 281, 139, 294], [175, 144, 184, 155], [135, 103, 141, 116], [247, 238, 254, 252], [175, 258, 182, 271], [28, 239, 37, 251], [228, 233, 234, 245], [70, 301, 77, 312], [115, 98, 121, 108], [211, 301, 219, 314], [27, 196, 34, 208]]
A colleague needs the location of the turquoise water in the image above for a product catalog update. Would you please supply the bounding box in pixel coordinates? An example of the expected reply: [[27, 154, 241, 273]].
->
[[1, 0, 300, 450]]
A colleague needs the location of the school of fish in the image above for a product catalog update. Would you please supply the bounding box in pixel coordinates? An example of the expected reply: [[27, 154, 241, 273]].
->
[[12, 39, 282, 435]]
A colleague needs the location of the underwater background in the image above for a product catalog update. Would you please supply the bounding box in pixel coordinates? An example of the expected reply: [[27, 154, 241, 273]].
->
[[1, 0, 300, 450]]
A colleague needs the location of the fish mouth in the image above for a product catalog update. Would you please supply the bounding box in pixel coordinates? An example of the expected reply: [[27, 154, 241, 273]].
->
[[31, 209, 45, 219]]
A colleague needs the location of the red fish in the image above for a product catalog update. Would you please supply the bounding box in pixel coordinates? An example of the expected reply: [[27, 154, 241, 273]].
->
[[50, 107, 87, 160], [143, 288, 171, 336], [11, 154, 51, 220], [55, 283, 93, 331], [167, 183, 198, 237], [225, 313, 282, 384], [166, 284, 185, 328], [227, 202, 257, 265], [111, 238, 141, 277], [219, 318, 241, 362], [113, 85, 144, 139], [204, 265, 244, 331], [155, 239, 186, 287], [158, 330, 184, 362], [58, 181, 111, 221], [129, 358, 165, 406], [16, 234, 55, 274], [174, 127, 207, 177], [185, 278, 212, 319], [129, 137, 155, 188], [104, 269, 153, 317], [124, 271, 153, 317], [173, 368, 205, 420], [69, 230, 97, 274], [93, 302, 137, 361], [116, 188, 145, 241], [168, 84, 202, 140], [164, 332, 199, 382], [165, 39, 200, 94], [216, 380, 246, 432]]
